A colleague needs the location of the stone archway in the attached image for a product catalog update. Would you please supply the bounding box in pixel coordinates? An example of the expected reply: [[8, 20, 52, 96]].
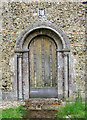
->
[[14, 21, 72, 100]]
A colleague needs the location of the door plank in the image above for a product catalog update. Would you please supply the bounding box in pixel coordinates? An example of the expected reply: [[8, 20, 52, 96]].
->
[[51, 40, 57, 87], [29, 41, 34, 87], [44, 36, 50, 87], [35, 37, 42, 87]]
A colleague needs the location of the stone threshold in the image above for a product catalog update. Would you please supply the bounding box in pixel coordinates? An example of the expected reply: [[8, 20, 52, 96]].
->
[[24, 98, 62, 110]]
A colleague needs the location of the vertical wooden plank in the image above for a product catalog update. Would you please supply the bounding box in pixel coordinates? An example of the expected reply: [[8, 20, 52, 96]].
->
[[44, 36, 50, 87], [35, 37, 42, 87], [33, 40, 37, 88], [51, 40, 57, 87], [29, 41, 34, 88], [49, 40, 52, 87], [41, 37, 45, 87]]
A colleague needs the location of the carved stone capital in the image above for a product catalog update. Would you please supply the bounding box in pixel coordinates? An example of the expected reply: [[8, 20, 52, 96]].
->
[[56, 49, 70, 52], [17, 53, 23, 58], [63, 52, 69, 57]]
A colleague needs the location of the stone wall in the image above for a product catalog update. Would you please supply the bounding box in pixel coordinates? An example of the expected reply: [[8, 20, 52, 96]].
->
[[1, 1, 86, 100]]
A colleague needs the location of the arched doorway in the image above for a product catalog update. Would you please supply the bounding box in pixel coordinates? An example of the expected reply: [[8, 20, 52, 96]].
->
[[29, 35, 57, 98], [14, 21, 72, 100]]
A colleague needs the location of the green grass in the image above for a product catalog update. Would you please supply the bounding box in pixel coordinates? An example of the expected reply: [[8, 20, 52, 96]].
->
[[1, 98, 86, 119], [1, 105, 27, 118], [56, 97, 86, 119]]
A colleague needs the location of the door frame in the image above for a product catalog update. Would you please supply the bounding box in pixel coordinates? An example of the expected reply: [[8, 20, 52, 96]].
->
[[14, 21, 72, 100]]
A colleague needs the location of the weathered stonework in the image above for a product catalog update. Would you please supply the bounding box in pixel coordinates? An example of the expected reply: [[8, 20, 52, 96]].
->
[[1, 1, 86, 100]]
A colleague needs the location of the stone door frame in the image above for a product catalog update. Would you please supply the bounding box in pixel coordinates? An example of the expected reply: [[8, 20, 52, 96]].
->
[[14, 21, 72, 100]]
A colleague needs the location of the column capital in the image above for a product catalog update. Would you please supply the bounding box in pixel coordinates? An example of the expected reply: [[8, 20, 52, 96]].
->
[[63, 52, 69, 56], [17, 53, 23, 58], [56, 49, 70, 52], [14, 49, 29, 53]]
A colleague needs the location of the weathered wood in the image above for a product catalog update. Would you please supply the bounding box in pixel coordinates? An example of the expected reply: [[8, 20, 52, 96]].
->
[[29, 35, 57, 91], [29, 41, 34, 87], [44, 36, 50, 86], [52, 40, 57, 87], [35, 37, 42, 87]]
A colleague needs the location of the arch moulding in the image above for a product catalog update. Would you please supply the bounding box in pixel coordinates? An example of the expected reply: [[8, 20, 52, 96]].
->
[[15, 21, 70, 51]]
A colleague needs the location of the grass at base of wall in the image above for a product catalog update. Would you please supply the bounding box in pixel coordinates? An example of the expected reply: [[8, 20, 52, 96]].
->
[[56, 97, 86, 119], [1, 105, 27, 118], [1, 98, 86, 119]]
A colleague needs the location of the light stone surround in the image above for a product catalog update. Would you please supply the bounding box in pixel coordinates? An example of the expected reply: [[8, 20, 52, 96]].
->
[[13, 21, 72, 100]]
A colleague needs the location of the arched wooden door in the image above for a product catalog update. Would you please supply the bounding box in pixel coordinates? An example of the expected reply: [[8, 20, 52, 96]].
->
[[29, 35, 58, 98]]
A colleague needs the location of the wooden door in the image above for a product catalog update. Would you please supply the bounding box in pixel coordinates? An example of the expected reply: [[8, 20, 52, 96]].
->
[[29, 35, 58, 98]]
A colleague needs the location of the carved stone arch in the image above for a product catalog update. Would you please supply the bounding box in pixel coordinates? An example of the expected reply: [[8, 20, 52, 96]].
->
[[14, 21, 72, 100], [15, 21, 70, 50]]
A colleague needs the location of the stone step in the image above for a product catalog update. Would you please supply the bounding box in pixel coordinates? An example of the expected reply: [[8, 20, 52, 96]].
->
[[24, 98, 62, 110]]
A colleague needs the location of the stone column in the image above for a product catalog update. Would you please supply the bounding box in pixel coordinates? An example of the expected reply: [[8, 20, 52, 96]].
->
[[17, 53, 23, 100], [14, 54, 18, 100], [68, 52, 73, 98], [22, 52, 29, 100], [57, 50, 63, 99], [64, 52, 69, 98]]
